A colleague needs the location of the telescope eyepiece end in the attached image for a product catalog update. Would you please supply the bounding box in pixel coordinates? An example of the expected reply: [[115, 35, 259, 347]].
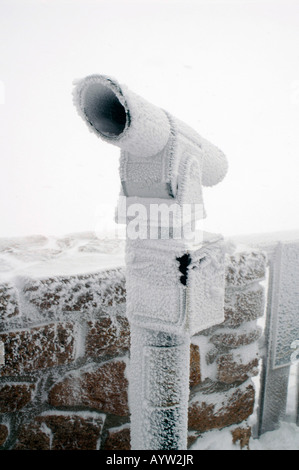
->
[[76, 75, 130, 140]]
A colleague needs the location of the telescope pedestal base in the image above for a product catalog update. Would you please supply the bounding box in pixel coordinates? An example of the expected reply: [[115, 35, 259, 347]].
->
[[129, 324, 190, 450]]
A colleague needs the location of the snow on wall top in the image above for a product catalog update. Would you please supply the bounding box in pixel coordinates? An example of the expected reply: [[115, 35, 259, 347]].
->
[[0, 232, 125, 282], [0, 231, 270, 285]]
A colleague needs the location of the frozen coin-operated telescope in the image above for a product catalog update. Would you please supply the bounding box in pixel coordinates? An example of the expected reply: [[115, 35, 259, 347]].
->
[[73, 75, 228, 450]]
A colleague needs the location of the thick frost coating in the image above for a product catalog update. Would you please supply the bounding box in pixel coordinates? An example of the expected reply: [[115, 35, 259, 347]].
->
[[126, 237, 226, 450], [72, 74, 229, 451], [225, 250, 266, 287], [73, 74, 228, 204], [73, 75, 171, 158], [186, 241, 225, 335], [129, 324, 190, 450], [173, 117, 228, 188], [199, 136, 229, 187], [126, 237, 225, 336], [271, 241, 299, 367]]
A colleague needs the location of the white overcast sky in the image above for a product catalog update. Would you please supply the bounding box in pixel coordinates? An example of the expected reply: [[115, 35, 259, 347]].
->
[[0, 0, 299, 238]]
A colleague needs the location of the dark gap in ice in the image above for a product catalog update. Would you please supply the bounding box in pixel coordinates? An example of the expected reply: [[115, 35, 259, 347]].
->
[[177, 253, 191, 286]]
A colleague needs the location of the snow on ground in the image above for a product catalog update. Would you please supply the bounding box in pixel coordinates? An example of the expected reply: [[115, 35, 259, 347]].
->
[[191, 421, 299, 451], [191, 362, 299, 450]]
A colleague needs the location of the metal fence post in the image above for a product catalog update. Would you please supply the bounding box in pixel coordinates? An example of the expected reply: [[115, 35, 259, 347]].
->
[[257, 241, 299, 435]]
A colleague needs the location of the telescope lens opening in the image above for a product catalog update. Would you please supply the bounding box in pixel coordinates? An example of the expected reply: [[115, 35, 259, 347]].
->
[[83, 82, 128, 138]]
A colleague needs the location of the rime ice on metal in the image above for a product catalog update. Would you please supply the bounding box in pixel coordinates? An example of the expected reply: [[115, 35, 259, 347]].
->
[[258, 240, 299, 435], [73, 74, 228, 450], [271, 242, 299, 368]]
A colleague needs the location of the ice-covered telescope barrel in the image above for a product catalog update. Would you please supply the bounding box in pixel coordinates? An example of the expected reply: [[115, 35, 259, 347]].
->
[[73, 74, 228, 202]]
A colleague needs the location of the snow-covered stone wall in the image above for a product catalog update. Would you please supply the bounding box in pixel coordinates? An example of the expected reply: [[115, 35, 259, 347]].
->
[[0, 236, 266, 450]]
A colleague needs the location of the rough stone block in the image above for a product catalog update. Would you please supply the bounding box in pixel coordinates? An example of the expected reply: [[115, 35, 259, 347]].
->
[[0, 383, 36, 413], [217, 353, 259, 384], [189, 343, 201, 388], [85, 315, 130, 358], [226, 251, 266, 287], [48, 359, 129, 416], [15, 412, 105, 450], [0, 283, 19, 324], [15, 420, 50, 450], [0, 423, 8, 447], [231, 425, 252, 450], [187, 431, 198, 449], [210, 327, 262, 350], [188, 383, 255, 432], [224, 284, 265, 327], [103, 425, 131, 450], [23, 268, 126, 315], [0, 322, 76, 377]]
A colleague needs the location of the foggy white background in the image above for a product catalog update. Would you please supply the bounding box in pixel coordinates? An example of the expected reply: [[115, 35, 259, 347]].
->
[[0, 0, 299, 239]]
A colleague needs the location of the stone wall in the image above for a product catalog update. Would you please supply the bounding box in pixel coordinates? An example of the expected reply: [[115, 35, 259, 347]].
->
[[0, 246, 266, 450]]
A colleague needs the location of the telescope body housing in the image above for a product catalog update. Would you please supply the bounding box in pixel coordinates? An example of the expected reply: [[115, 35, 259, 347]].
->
[[74, 75, 228, 219]]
